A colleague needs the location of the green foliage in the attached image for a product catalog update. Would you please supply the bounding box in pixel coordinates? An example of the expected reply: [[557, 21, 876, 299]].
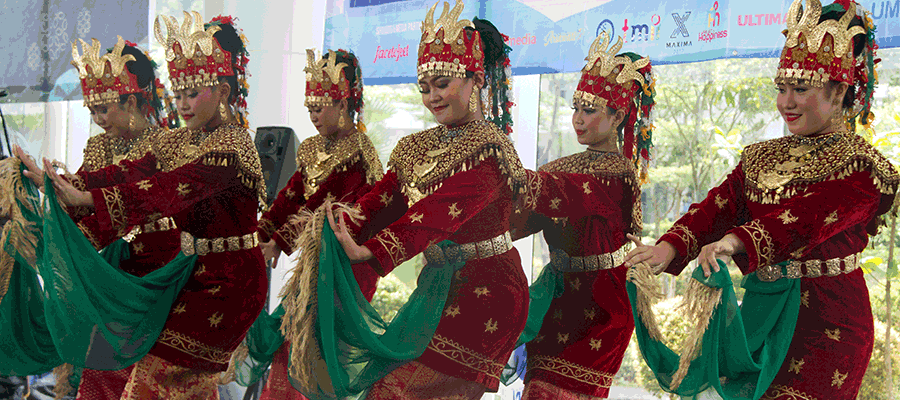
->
[[859, 319, 900, 400], [634, 296, 693, 399], [370, 274, 414, 323]]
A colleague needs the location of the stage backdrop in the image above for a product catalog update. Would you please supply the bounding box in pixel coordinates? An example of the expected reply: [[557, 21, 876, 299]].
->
[[324, 0, 900, 84], [0, 0, 149, 102]]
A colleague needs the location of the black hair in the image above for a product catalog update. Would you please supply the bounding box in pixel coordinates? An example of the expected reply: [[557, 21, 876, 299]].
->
[[463, 17, 515, 132], [116, 46, 155, 110], [323, 51, 362, 120], [211, 23, 244, 104], [463, 18, 505, 82], [819, 8, 866, 110]]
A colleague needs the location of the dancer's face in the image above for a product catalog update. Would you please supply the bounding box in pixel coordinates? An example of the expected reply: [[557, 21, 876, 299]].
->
[[88, 98, 134, 136], [308, 99, 349, 138], [572, 103, 624, 150], [173, 82, 230, 131], [776, 81, 847, 137], [418, 72, 485, 127]]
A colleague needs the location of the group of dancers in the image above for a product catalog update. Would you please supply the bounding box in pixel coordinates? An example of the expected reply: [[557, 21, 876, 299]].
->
[[1, 0, 897, 398]]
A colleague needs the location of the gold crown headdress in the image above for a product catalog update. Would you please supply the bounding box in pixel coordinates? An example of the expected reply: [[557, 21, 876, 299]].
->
[[417, 0, 482, 80], [71, 36, 142, 107], [304, 49, 351, 107], [154, 11, 233, 91]]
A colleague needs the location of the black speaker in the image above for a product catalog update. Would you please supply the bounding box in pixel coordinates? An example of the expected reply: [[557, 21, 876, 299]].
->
[[254, 126, 298, 206]]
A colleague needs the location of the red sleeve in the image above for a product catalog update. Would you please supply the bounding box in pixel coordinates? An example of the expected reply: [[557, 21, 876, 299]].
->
[[90, 154, 243, 236], [257, 168, 306, 243], [658, 164, 749, 275], [728, 169, 882, 273], [509, 207, 551, 242], [361, 159, 504, 276], [519, 169, 625, 221], [345, 170, 408, 245], [72, 152, 159, 191]]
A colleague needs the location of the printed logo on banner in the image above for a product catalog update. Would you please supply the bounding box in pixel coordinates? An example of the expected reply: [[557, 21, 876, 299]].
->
[[543, 29, 583, 47], [373, 44, 410, 63], [737, 12, 786, 26], [507, 33, 537, 46], [871, 1, 900, 20], [594, 15, 662, 45], [699, 1, 728, 42], [667, 11, 693, 49]]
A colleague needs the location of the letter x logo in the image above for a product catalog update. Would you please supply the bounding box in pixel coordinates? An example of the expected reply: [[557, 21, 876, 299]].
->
[[670, 11, 691, 38]]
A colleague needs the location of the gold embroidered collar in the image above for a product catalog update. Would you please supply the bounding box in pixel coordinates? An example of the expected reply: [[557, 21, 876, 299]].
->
[[387, 120, 526, 206], [743, 132, 899, 204], [81, 127, 166, 172], [296, 131, 384, 199]]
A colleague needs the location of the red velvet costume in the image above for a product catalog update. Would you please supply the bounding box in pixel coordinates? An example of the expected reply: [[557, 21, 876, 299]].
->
[[511, 151, 642, 398], [70, 124, 268, 375], [258, 131, 383, 400], [659, 132, 898, 399], [336, 120, 529, 393]]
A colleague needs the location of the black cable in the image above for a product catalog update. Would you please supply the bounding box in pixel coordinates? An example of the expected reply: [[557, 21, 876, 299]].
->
[[0, 89, 9, 158]]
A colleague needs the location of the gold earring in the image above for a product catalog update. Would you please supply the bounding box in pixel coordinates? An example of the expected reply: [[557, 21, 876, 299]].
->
[[338, 114, 346, 129], [469, 87, 479, 113], [219, 102, 229, 122]]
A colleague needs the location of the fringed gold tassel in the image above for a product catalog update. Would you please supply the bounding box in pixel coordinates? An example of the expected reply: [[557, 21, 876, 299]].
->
[[669, 277, 722, 390], [218, 341, 249, 384], [52, 363, 74, 399], [625, 262, 665, 342], [0, 158, 41, 305], [279, 202, 363, 396]]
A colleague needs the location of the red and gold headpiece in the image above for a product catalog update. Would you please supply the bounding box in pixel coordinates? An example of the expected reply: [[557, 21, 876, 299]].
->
[[575, 32, 655, 176], [304, 49, 351, 108], [775, 0, 865, 87], [71, 36, 142, 107], [154, 11, 234, 92], [417, 0, 483, 80]]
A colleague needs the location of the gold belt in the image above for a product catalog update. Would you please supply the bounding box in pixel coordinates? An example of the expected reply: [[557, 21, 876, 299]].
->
[[423, 231, 513, 266], [180, 231, 260, 256], [756, 253, 861, 282], [550, 245, 627, 272], [123, 217, 178, 243]]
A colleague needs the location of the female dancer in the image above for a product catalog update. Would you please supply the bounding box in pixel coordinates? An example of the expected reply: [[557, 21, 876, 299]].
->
[[625, 1, 897, 398], [18, 12, 266, 399], [510, 32, 653, 399], [257, 48, 383, 400]]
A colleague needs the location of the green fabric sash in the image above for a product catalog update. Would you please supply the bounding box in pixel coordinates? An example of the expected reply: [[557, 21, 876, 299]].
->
[[0, 170, 196, 375], [232, 304, 286, 386], [628, 260, 800, 399], [500, 261, 564, 384], [299, 222, 464, 400]]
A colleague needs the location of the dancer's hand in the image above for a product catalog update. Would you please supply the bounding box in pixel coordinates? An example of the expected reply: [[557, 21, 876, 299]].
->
[[696, 233, 744, 277], [325, 200, 373, 262], [14, 144, 45, 190], [623, 233, 676, 275], [261, 239, 281, 269], [43, 158, 93, 208]]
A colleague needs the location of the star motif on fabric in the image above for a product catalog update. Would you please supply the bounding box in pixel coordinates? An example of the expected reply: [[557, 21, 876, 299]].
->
[[208, 312, 223, 327], [444, 305, 461, 317], [800, 290, 810, 308], [571, 278, 582, 291], [132, 242, 145, 254], [409, 212, 424, 223], [714, 194, 728, 209], [285, 188, 296, 199], [136, 180, 153, 190], [174, 303, 187, 314], [824, 211, 838, 225], [208, 286, 221, 295], [484, 318, 498, 333], [448, 203, 462, 219], [688, 208, 699, 215], [176, 183, 191, 196], [825, 328, 841, 342], [553, 309, 563, 320], [832, 369, 847, 388], [557, 333, 569, 344], [589, 338, 602, 350], [582, 182, 592, 194], [584, 308, 596, 320], [474, 287, 490, 298], [195, 264, 207, 276], [778, 209, 798, 224], [790, 246, 807, 259], [788, 358, 804, 374], [379, 192, 392, 206], [549, 198, 562, 210]]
